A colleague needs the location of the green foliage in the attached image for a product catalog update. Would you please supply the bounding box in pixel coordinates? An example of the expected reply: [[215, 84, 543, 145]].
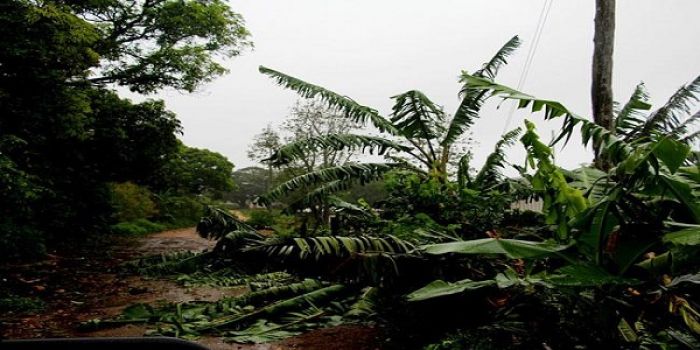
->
[[381, 171, 517, 237], [110, 182, 159, 222], [390, 90, 446, 144], [270, 214, 299, 237], [110, 219, 167, 236], [177, 271, 293, 289], [257, 36, 523, 210], [153, 142, 235, 198], [0, 224, 46, 262], [259, 67, 398, 135], [407, 279, 496, 302], [0, 294, 45, 315], [196, 207, 257, 241], [157, 195, 206, 228], [71, 0, 252, 93], [0, 0, 249, 260], [345, 287, 379, 318], [403, 73, 700, 348], [258, 163, 399, 206], [83, 278, 356, 344], [472, 128, 522, 190], [250, 235, 414, 260], [420, 238, 572, 259], [520, 120, 588, 240], [615, 82, 652, 139], [224, 167, 271, 206], [664, 227, 700, 246], [266, 134, 409, 167], [247, 210, 279, 229], [442, 35, 521, 146], [123, 251, 208, 276]]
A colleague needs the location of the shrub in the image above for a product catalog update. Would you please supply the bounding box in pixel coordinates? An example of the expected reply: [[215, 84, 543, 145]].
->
[[110, 219, 166, 236], [0, 294, 45, 314], [156, 195, 205, 228], [0, 223, 46, 262], [221, 202, 241, 210], [109, 182, 158, 222], [270, 214, 299, 237], [246, 209, 278, 229], [381, 171, 514, 237]]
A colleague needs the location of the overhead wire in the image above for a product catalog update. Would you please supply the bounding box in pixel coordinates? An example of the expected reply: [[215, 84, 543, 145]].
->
[[501, 0, 555, 134]]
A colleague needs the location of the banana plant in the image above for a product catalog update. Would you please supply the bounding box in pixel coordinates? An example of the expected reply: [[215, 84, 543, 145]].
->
[[406, 74, 700, 293], [454, 75, 700, 274], [256, 36, 524, 207]]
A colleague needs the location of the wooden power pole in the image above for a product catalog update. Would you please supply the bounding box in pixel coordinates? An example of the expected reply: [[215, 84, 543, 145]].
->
[[591, 0, 615, 169]]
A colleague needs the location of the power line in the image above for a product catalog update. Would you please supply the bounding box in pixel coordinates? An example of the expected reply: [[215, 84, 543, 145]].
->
[[502, 0, 554, 134]]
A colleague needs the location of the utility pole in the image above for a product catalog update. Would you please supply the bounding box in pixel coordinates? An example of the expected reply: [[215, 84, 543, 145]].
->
[[591, 0, 615, 170]]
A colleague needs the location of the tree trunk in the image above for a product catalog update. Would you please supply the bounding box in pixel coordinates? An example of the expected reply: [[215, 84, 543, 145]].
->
[[591, 0, 615, 170]]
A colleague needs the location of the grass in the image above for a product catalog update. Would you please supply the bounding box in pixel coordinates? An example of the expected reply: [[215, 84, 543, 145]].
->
[[110, 218, 168, 236], [0, 294, 45, 315]]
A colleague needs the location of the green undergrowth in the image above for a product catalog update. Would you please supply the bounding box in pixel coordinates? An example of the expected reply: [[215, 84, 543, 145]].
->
[[122, 251, 210, 276], [177, 270, 294, 290], [110, 218, 168, 236], [0, 293, 45, 315], [81, 275, 378, 343], [101, 251, 379, 343]]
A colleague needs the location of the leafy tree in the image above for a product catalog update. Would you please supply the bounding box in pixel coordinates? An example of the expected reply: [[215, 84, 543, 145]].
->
[[66, 0, 252, 93], [0, 0, 250, 258], [405, 74, 700, 347], [279, 99, 363, 173], [257, 36, 524, 210], [153, 142, 235, 198], [224, 167, 271, 207], [109, 182, 159, 222], [248, 124, 282, 191]]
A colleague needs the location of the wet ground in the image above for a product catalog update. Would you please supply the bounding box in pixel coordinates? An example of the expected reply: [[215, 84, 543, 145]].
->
[[0, 228, 381, 349]]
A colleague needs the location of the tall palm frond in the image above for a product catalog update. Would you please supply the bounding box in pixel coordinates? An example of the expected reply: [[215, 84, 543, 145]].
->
[[674, 110, 700, 144], [390, 90, 445, 160], [259, 66, 399, 135], [292, 179, 358, 209], [562, 167, 613, 204], [457, 74, 631, 162], [248, 235, 414, 260], [473, 127, 522, 189], [441, 35, 521, 146], [474, 35, 522, 80], [197, 207, 257, 240], [681, 124, 700, 145], [640, 75, 700, 138], [257, 163, 399, 205], [326, 196, 374, 218], [455, 76, 700, 225], [264, 134, 410, 167], [615, 82, 651, 139]]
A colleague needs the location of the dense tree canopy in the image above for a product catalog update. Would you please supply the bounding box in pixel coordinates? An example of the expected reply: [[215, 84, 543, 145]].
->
[[223, 167, 270, 207], [0, 0, 250, 259], [153, 142, 235, 197]]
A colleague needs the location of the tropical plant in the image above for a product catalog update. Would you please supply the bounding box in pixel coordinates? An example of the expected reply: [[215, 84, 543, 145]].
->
[[404, 74, 700, 347], [257, 36, 524, 209], [82, 277, 372, 344], [455, 74, 700, 263]]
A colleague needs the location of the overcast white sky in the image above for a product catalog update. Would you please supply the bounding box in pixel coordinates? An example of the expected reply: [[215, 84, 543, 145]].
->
[[138, 0, 700, 173]]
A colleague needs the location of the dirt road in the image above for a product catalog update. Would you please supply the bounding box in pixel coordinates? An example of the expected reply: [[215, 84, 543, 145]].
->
[[0, 228, 380, 350]]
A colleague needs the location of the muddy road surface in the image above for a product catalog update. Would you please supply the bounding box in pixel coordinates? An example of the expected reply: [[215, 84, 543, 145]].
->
[[0, 228, 381, 350]]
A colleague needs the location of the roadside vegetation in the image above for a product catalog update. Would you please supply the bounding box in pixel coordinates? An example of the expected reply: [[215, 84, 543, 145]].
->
[[84, 39, 700, 349], [1, 1, 698, 349]]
